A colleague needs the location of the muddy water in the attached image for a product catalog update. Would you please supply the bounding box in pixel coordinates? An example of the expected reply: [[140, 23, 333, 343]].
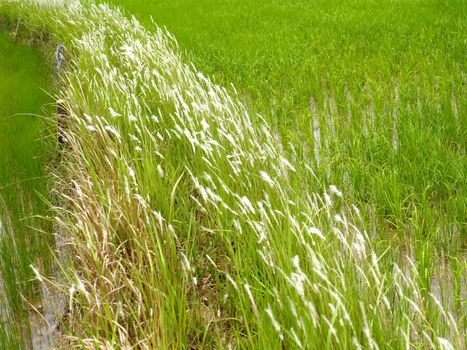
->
[[0, 33, 56, 348]]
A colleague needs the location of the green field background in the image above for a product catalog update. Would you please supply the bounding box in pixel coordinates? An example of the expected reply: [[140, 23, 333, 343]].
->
[[107, 0, 466, 250]]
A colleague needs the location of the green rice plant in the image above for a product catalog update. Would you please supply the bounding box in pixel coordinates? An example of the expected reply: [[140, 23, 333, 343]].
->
[[0, 30, 54, 348]]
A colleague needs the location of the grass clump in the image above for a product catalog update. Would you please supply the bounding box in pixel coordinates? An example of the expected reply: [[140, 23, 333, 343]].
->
[[0, 0, 464, 349]]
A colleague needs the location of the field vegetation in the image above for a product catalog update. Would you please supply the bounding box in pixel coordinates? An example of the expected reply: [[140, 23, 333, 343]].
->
[[0, 31, 53, 348], [0, 0, 465, 349], [108, 0, 466, 251]]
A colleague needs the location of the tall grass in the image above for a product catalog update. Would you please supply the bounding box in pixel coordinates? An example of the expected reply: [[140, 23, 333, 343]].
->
[[0, 31, 54, 348], [0, 0, 464, 349]]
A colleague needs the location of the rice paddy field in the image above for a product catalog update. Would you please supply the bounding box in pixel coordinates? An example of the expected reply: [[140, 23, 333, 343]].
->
[[108, 0, 467, 267], [0, 31, 53, 348], [0, 0, 465, 349]]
